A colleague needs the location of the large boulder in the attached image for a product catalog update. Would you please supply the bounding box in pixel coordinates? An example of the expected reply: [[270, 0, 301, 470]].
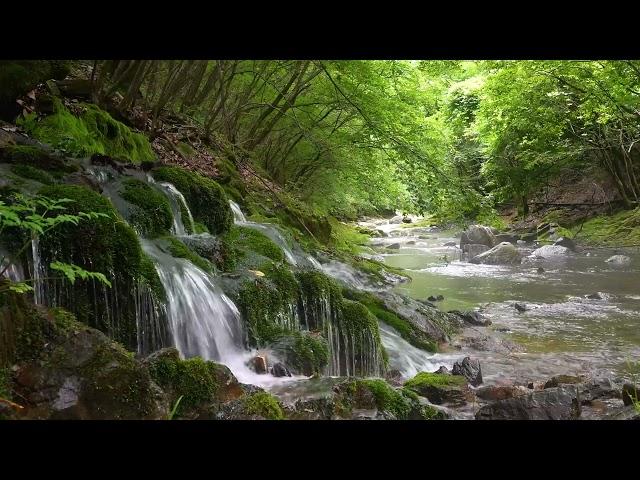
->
[[622, 383, 640, 406], [449, 310, 491, 327], [463, 243, 490, 260], [404, 372, 473, 406], [476, 384, 529, 401], [470, 242, 522, 265], [554, 237, 576, 251], [452, 357, 483, 386], [605, 255, 632, 266], [531, 244, 571, 258], [475, 386, 581, 420], [460, 225, 496, 249], [495, 233, 519, 244]]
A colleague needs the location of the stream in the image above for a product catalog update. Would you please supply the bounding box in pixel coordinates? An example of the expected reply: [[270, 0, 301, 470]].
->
[[363, 218, 640, 386]]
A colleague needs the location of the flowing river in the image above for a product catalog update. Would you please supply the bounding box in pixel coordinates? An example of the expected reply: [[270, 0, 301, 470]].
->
[[363, 218, 640, 386]]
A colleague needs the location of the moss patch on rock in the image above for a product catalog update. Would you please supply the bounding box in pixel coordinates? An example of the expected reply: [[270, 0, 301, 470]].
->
[[18, 97, 155, 163], [243, 391, 284, 420], [120, 178, 173, 237], [151, 166, 232, 234], [0, 144, 77, 174], [270, 330, 329, 376], [343, 289, 437, 352], [218, 225, 285, 271], [10, 164, 55, 185], [162, 235, 213, 273]]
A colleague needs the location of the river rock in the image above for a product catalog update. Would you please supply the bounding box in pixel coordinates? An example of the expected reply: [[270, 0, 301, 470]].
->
[[604, 405, 640, 420], [386, 243, 401, 250], [443, 241, 457, 247], [605, 255, 632, 266], [271, 362, 291, 378], [476, 385, 529, 401], [404, 372, 473, 406], [376, 229, 389, 237], [517, 239, 527, 246], [475, 386, 581, 420], [452, 357, 483, 386], [433, 366, 450, 375], [250, 356, 268, 374], [495, 233, 519, 244], [622, 383, 640, 406], [544, 375, 583, 389], [470, 242, 522, 265], [402, 216, 412, 223], [389, 215, 404, 224], [463, 243, 490, 259], [460, 224, 496, 249], [580, 377, 621, 403], [514, 303, 527, 312], [531, 244, 571, 258], [406, 240, 416, 245], [554, 237, 576, 251], [449, 310, 491, 327]]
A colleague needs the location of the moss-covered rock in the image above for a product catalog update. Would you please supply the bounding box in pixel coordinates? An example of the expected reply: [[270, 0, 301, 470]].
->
[[343, 289, 437, 352], [404, 372, 472, 406], [18, 97, 155, 163], [162, 235, 213, 272], [270, 330, 329, 376], [151, 166, 232, 235], [1, 298, 168, 419], [243, 391, 285, 420], [237, 262, 300, 345], [9, 164, 55, 185], [145, 348, 243, 418], [217, 225, 285, 271], [0, 144, 77, 173], [34, 184, 165, 349], [119, 178, 173, 237]]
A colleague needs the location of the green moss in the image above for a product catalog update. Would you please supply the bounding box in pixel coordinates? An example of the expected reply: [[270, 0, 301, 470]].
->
[[193, 222, 209, 234], [176, 142, 196, 158], [139, 253, 166, 302], [218, 225, 285, 271], [357, 379, 412, 419], [36, 184, 150, 348], [337, 299, 387, 372], [18, 98, 155, 163], [237, 262, 299, 345], [243, 391, 284, 420], [163, 236, 213, 273], [571, 207, 640, 247], [343, 289, 437, 352], [271, 331, 329, 376], [120, 178, 173, 237], [0, 144, 76, 173], [10, 164, 55, 185], [148, 354, 220, 416], [151, 166, 232, 234], [404, 372, 467, 392]]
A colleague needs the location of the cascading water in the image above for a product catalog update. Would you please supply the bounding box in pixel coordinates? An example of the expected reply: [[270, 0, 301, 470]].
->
[[229, 200, 247, 223], [30, 236, 46, 305], [148, 176, 195, 235]]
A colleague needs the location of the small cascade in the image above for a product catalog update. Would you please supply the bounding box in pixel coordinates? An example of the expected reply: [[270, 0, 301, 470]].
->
[[152, 180, 195, 235], [229, 200, 247, 223], [379, 323, 445, 379], [135, 281, 171, 356], [0, 250, 24, 283], [142, 240, 243, 360]]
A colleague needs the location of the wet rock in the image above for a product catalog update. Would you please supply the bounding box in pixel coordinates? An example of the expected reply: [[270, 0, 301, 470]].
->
[[376, 229, 389, 237], [427, 295, 443, 302], [514, 303, 527, 312], [495, 233, 519, 244], [406, 240, 416, 245], [586, 292, 606, 300], [65, 172, 102, 192], [622, 383, 640, 406], [580, 377, 621, 403], [433, 366, 450, 375], [531, 244, 571, 258], [402, 216, 412, 224], [544, 375, 583, 389], [605, 255, 632, 266], [517, 239, 527, 246], [460, 225, 496, 249], [476, 385, 529, 401], [554, 237, 576, 251], [250, 356, 268, 374], [470, 242, 522, 265], [271, 362, 291, 378], [605, 405, 640, 420], [386, 243, 401, 250], [475, 386, 581, 420], [443, 241, 457, 247], [537, 267, 545, 273], [452, 357, 483, 386], [418, 235, 431, 240], [389, 215, 404, 224], [463, 243, 490, 259], [385, 369, 404, 386], [404, 372, 473, 406], [449, 310, 491, 327], [520, 232, 538, 242]]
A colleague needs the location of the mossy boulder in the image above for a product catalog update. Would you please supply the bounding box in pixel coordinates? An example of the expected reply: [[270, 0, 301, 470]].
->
[[295, 270, 342, 331], [145, 348, 244, 418], [215, 390, 285, 420], [404, 372, 473, 406], [217, 225, 285, 271], [161, 235, 213, 272], [18, 97, 155, 163], [1, 299, 168, 420], [34, 184, 166, 349], [151, 166, 232, 235], [0, 144, 77, 173], [119, 178, 173, 238], [343, 289, 437, 352], [269, 330, 329, 376]]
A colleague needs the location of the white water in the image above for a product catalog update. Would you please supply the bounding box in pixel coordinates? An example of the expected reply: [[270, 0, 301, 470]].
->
[[229, 200, 247, 223], [31, 236, 46, 305], [153, 181, 195, 235]]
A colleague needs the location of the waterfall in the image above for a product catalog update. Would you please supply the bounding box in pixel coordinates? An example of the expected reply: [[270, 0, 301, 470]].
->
[[151, 180, 195, 235], [229, 200, 247, 223]]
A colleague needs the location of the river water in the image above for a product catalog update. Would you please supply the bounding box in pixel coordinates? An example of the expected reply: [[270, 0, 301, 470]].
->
[[363, 219, 640, 386]]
